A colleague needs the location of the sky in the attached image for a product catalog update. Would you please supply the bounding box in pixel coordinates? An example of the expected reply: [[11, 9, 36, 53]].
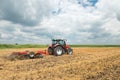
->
[[0, 0, 120, 44]]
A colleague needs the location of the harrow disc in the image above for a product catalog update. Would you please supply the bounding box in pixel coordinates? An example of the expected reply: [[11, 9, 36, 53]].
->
[[8, 52, 29, 60]]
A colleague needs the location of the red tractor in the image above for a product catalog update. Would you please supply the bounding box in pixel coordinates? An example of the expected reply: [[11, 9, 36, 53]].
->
[[48, 39, 73, 56]]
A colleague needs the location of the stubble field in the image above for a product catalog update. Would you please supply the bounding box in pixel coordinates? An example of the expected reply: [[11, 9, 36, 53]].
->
[[0, 47, 120, 80]]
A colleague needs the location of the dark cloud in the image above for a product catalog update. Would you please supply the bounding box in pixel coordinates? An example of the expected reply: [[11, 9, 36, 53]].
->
[[117, 14, 120, 21], [0, 0, 57, 26]]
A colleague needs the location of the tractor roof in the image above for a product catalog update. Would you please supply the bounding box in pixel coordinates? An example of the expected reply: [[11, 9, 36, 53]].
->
[[52, 39, 66, 41]]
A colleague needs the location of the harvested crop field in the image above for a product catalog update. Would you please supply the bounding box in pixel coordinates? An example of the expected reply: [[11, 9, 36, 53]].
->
[[0, 47, 120, 80]]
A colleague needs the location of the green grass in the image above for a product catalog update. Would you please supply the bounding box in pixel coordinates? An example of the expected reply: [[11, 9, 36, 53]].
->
[[0, 44, 47, 49], [0, 44, 120, 49]]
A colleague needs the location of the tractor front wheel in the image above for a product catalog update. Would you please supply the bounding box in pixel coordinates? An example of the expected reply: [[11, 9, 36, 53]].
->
[[67, 48, 73, 55], [54, 46, 64, 56]]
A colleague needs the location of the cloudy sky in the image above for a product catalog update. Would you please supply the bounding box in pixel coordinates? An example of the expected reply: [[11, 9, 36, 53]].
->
[[0, 0, 120, 44]]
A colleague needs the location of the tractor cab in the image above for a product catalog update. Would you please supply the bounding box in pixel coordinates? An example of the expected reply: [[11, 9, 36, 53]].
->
[[52, 39, 66, 46]]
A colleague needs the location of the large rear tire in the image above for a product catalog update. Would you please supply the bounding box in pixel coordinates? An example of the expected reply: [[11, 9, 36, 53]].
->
[[53, 46, 64, 56], [67, 48, 73, 55]]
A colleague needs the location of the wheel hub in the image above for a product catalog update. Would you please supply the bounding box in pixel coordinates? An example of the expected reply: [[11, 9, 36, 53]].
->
[[69, 51, 72, 55], [56, 49, 62, 55]]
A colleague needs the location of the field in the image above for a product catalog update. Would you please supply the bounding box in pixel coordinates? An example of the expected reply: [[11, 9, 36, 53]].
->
[[0, 47, 120, 80]]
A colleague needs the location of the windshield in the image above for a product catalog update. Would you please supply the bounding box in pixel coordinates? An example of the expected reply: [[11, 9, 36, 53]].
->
[[52, 40, 65, 45], [59, 40, 65, 45]]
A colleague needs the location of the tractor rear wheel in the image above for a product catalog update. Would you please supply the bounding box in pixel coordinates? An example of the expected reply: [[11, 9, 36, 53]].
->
[[53, 46, 64, 56], [67, 48, 73, 55]]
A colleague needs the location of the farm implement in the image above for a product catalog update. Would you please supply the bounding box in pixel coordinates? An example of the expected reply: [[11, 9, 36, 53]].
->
[[9, 39, 73, 60], [9, 50, 46, 60]]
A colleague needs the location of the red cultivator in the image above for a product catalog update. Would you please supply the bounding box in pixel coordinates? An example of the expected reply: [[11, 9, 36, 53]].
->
[[9, 50, 47, 60]]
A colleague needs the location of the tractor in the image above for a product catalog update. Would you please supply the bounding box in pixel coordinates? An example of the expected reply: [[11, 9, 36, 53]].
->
[[48, 39, 73, 56]]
